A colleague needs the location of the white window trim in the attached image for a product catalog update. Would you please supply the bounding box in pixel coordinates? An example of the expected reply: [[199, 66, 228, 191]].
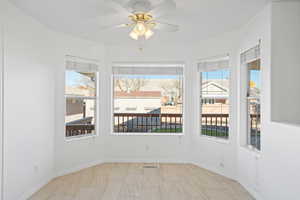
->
[[110, 62, 185, 136], [239, 43, 262, 152], [197, 55, 231, 141], [64, 57, 100, 140]]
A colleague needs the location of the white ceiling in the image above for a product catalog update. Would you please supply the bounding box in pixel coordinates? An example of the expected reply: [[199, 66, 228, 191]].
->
[[10, 0, 269, 45]]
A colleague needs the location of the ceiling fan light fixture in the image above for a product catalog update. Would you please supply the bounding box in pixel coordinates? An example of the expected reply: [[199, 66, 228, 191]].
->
[[129, 30, 139, 40], [134, 21, 147, 35], [144, 29, 154, 40]]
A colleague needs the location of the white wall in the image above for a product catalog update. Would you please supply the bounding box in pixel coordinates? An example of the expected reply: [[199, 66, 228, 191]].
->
[[0, 0, 242, 198], [271, 1, 300, 125], [237, 5, 271, 199], [238, 2, 300, 200], [2, 1, 105, 199], [190, 33, 240, 180], [261, 2, 300, 199], [0, 1, 4, 198], [54, 36, 105, 177], [100, 31, 240, 179], [2, 2, 55, 199], [101, 44, 192, 164], [3, 1, 300, 200], [54, 31, 241, 179]]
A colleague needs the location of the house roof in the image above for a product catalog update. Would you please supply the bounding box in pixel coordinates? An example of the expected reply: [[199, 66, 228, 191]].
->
[[202, 80, 229, 91], [115, 91, 162, 99]]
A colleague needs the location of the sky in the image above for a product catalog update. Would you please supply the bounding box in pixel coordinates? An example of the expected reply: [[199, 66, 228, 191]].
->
[[66, 71, 85, 86], [250, 70, 261, 89], [202, 69, 261, 89], [67, 69, 260, 88], [202, 69, 230, 80]]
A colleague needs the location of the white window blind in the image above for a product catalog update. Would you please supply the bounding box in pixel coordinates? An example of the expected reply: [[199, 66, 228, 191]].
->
[[241, 45, 260, 64], [113, 63, 184, 75], [65, 56, 99, 72], [198, 55, 229, 72], [66, 60, 99, 72]]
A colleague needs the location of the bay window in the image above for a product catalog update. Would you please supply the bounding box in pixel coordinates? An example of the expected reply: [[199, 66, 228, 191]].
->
[[65, 58, 98, 138], [241, 45, 261, 150], [198, 56, 230, 139], [112, 64, 184, 134]]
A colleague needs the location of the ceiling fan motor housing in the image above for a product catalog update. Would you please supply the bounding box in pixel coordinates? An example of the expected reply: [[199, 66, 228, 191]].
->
[[130, 13, 153, 22]]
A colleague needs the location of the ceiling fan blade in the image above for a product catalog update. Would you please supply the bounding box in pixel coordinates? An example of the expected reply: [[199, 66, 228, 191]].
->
[[152, 21, 179, 32], [148, 0, 176, 17], [106, 0, 133, 17], [99, 23, 134, 31]]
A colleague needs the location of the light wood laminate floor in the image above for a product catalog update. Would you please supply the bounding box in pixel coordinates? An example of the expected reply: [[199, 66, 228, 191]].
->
[[29, 163, 254, 200]]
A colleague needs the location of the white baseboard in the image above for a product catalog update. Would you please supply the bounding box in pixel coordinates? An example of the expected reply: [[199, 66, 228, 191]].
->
[[191, 160, 235, 180], [102, 156, 188, 164], [18, 175, 53, 200], [239, 181, 264, 200], [17, 160, 104, 200], [55, 159, 104, 178], [192, 161, 264, 200], [19, 157, 186, 200]]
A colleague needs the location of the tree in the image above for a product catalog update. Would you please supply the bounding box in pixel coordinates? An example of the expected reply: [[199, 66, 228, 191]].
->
[[160, 79, 182, 104], [114, 78, 147, 92]]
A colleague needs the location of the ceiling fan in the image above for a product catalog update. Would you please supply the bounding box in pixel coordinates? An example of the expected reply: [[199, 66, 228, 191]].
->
[[103, 0, 179, 40]]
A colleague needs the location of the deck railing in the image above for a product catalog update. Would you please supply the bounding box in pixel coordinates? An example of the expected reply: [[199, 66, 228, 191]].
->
[[249, 114, 261, 150], [65, 113, 260, 138], [66, 124, 95, 137], [66, 117, 94, 137], [201, 114, 229, 138], [113, 113, 182, 133]]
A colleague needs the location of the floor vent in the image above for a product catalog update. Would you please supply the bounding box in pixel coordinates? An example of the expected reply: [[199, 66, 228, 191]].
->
[[143, 165, 158, 169]]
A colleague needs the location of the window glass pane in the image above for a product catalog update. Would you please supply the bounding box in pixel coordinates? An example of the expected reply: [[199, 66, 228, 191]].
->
[[113, 74, 183, 133], [65, 70, 96, 97], [248, 98, 261, 150], [65, 98, 95, 137], [201, 69, 229, 138], [247, 59, 261, 150], [248, 60, 261, 97]]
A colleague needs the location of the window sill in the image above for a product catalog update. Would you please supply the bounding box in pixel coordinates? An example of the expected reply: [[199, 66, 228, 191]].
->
[[200, 135, 230, 144], [65, 134, 97, 142], [111, 132, 184, 136]]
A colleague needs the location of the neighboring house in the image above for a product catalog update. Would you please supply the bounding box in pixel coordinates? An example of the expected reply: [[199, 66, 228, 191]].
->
[[202, 80, 229, 103], [65, 85, 95, 123], [114, 91, 162, 113], [201, 80, 230, 114]]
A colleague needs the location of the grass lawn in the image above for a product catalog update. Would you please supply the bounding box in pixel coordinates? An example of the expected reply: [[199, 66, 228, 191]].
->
[[153, 128, 183, 133], [201, 129, 228, 138]]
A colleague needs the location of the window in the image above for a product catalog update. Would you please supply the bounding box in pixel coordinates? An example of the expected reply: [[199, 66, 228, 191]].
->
[[65, 58, 98, 138], [241, 45, 261, 150], [198, 56, 230, 139], [112, 64, 184, 134]]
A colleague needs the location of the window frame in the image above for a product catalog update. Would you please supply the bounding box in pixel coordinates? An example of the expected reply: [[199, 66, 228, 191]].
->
[[64, 64, 99, 140], [239, 44, 261, 152], [245, 59, 261, 151], [198, 67, 231, 140], [110, 63, 185, 136]]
